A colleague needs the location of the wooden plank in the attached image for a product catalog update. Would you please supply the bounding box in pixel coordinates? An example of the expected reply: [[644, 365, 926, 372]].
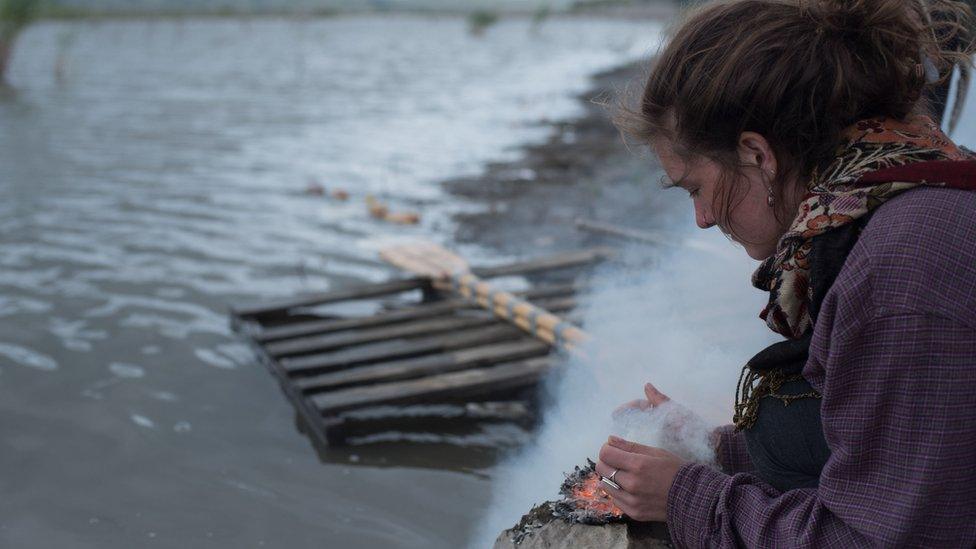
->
[[235, 334, 340, 450], [265, 296, 577, 358], [256, 298, 463, 343], [297, 339, 550, 393], [230, 248, 610, 320], [231, 278, 424, 319], [312, 357, 555, 416], [575, 218, 672, 246], [472, 247, 614, 278], [280, 305, 581, 376], [253, 283, 578, 344], [266, 314, 492, 358], [338, 401, 533, 421], [328, 402, 537, 443], [281, 324, 524, 375]]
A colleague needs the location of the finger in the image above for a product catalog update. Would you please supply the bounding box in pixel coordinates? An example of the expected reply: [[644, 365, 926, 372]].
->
[[608, 435, 668, 458], [595, 459, 619, 480], [599, 443, 644, 471], [611, 496, 637, 519], [594, 463, 637, 510], [595, 460, 637, 493], [607, 486, 638, 510], [612, 399, 651, 416], [644, 383, 670, 406]]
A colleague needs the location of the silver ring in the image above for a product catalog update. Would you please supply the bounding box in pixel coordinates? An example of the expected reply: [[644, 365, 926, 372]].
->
[[600, 476, 621, 491], [609, 469, 618, 482]]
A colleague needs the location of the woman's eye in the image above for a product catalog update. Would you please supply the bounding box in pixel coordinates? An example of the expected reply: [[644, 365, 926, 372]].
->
[[688, 188, 700, 198]]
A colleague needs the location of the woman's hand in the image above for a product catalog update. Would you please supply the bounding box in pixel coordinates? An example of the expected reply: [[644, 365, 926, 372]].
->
[[613, 382, 670, 414], [595, 435, 686, 523], [614, 383, 710, 458]]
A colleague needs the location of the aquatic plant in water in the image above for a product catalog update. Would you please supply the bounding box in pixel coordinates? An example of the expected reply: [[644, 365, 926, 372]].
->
[[0, 0, 39, 84]]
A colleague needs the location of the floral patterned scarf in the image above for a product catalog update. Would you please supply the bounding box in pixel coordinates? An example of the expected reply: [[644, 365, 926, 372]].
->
[[752, 114, 974, 339]]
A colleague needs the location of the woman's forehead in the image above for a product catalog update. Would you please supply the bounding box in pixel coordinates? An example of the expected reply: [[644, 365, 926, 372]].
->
[[651, 139, 700, 187]]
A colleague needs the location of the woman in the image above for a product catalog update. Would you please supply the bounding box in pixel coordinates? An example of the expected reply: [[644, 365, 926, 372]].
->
[[593, 0, 976, 546]]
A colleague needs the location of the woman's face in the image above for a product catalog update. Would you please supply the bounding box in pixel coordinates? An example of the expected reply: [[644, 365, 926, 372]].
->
[[651, 135, 791, 260]]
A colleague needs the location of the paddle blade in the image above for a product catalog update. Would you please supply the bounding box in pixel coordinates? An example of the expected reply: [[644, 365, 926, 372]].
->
[[379, 241, 470, 280]]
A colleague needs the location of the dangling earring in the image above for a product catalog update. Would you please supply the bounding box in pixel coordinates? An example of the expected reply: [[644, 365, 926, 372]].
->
[[765, 169, 776, 207]]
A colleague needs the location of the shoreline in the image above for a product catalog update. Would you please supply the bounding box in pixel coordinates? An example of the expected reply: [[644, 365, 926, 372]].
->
[[445, 59, 686, 258], [31, 3, 675, 21]]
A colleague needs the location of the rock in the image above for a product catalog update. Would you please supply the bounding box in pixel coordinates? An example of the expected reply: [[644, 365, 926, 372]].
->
[[494, 503, 672, 549], [366, 195, 389, 219], [305, 179, 325, 196], [495, 518, 628, 549], [384, 211, 421, 225], [365, 195, 421, 224]]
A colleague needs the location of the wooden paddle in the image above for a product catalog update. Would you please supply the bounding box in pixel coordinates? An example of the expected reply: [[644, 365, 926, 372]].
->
[[380, 241, 589, 354]]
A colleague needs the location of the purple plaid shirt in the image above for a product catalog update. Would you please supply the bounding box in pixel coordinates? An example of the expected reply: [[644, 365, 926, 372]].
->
[[666, 187, 976, 547]]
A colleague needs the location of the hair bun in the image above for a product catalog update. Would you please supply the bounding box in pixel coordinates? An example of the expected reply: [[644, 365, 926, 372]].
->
[[803, 0, 922, 36]]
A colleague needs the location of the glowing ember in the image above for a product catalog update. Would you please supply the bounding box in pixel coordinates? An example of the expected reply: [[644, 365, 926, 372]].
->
[[551, 459, 625, 525], [503, 460, 628, 545], [570, 472, 624, 517]]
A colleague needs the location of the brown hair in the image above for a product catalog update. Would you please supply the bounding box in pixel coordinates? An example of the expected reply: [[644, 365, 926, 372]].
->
[[616, 0, 975, 239]]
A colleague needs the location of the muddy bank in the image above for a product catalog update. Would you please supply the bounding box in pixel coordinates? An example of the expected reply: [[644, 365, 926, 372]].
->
[[446, 61, 688, 257]]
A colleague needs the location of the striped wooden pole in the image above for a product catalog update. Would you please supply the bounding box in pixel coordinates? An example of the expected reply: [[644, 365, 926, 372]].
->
[[380, 241, 590, 355], [440, 272, 588, 355]]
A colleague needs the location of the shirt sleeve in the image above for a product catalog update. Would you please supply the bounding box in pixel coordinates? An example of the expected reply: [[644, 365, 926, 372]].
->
[[666, 312, 976, 548], [712, 424, 755, 475]]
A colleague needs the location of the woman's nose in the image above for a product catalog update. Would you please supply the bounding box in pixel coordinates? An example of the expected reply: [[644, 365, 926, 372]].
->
[[695, 202, 715, 229]]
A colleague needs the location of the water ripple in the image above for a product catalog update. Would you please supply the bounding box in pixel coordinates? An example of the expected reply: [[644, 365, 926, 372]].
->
[[0, 343, 59, 371]]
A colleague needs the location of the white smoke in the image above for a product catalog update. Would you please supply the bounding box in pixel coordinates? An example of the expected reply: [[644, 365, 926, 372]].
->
[[471, 228, 778, 547]]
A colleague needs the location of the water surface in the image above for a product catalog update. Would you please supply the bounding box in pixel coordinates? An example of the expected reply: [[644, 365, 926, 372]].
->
[[0, 14, 662, 548]]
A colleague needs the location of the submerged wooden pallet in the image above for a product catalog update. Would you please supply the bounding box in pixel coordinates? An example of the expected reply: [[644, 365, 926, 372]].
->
[[230, 248, 610, 447]]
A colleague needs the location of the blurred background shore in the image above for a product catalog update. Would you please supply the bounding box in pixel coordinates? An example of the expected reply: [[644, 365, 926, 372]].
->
[[27, 0, 677, 18]]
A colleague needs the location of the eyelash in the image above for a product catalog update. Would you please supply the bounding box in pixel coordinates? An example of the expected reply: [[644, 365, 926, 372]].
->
[[688, 188, 700, 198]]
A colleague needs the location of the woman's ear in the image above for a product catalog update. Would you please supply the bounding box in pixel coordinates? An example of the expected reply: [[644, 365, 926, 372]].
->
[[737, 131, 777, 175]]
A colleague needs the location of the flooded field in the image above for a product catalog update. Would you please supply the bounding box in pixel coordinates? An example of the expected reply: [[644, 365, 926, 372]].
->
[[0, 14, 664, 548]]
